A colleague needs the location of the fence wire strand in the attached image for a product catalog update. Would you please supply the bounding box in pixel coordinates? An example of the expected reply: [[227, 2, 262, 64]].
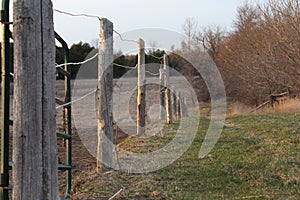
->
[[56, 89, 97, 109], [53, 8, 163, 110], [145, 50, 165, 60], [54, 9, 101, 20], [56, 53, 99, 68], [113, 63, 137, 69], [145, 71, 160, 76], [55, 8, 140, 45], [113, 30, 138, 44]]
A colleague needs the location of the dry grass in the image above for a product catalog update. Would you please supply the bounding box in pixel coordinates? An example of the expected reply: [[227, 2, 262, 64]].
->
[[229, 102, 254, 116], [268, 98, 300, 113], [228, 98, 300, 116]]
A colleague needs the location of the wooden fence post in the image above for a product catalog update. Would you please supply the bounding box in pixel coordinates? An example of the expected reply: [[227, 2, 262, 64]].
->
[[164, 54, 172, 124], [176, 91, 182, 119], [137, 38, 146, 136], [97, 18, 114, 171], [159, 64, 165, 121], [181, 97, 188, 117], [171, 86, 177, 119], [13, 1, 59, 199]]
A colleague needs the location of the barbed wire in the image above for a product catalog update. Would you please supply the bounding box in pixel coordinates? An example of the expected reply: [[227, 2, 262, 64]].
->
[[147, 54, 164, 61], [54, 8, 139, 45], [54, 9, 101, 20], [55, 8, 137, 45], [12, 53, 98, 77], [56, 53, 99, 68], [113, 30, 138, 44], [113, 62, 137, 69], [145, 71, 160, 76], [54, 8, 163, 80], [145, 50, 165, 60], [56, 88, 97, 109], [11, 9, 164, 112]]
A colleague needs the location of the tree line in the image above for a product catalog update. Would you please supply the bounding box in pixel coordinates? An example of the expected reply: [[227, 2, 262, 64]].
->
[[180, 0, 300, 105]]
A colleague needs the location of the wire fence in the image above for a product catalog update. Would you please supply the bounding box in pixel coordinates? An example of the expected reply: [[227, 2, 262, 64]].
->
[[53, 9, 164, 111]]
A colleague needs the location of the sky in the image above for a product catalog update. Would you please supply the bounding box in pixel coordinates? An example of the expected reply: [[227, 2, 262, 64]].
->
[[52, 0, 267, 47]]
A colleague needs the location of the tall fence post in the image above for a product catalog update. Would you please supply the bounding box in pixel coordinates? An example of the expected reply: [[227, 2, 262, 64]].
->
[[181, 97, 188, 117], [12, 1, 59, 199], [159, 63, 165, 121], [97, 18, 114, 171], [137, 38, 146, 136], [171, 86, 177, 119], [164, 54, 172, 124], [176, 91, 182, 119]]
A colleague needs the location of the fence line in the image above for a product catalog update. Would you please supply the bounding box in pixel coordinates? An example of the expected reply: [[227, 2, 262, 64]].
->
[[53, 8, 191, 184], [3, 6, 190, 199], [53, 7, 189, 126]]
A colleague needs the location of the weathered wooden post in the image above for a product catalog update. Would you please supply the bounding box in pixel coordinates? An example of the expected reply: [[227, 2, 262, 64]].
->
[[171, 86, 177, 119], [164, 54, 172, 124], [159, 64, 165, 121], [181, 97, 188, 117], [137, 38, 146, 136], [13, 1, 59, 199], [176, 91, 182, 119], [97, 18, 114, 171]]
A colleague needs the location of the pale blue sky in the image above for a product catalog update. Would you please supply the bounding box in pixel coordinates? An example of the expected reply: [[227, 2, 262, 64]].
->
[[52, 0, 267, 46]]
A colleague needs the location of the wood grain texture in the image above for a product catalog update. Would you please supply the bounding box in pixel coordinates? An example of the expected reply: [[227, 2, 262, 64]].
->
[[12, 0, 59, 199], [159, 65, 165, 121], [137, 38, 146, 136], [97, 18, 114, 171], [164, 54, 172, 124]]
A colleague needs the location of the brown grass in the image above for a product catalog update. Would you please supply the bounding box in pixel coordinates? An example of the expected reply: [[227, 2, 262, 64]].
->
[[229, 101, 254, 116], [268, 98, 300, 113], [228, 98, 300, 116]]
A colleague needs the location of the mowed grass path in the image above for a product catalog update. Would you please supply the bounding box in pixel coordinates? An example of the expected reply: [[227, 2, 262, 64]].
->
[[72, 112, 300, 199]]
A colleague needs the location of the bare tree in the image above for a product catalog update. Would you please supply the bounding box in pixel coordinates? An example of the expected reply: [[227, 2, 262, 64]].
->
[[182, 18, 198, 52], [215, 0, 300, 104]]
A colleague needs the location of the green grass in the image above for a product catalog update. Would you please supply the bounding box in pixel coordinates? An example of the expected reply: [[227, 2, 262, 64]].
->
[[72, 112, 300, 199]]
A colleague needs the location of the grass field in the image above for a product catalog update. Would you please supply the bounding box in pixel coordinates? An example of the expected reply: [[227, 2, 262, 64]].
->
[[70, 112, 300, 199]]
